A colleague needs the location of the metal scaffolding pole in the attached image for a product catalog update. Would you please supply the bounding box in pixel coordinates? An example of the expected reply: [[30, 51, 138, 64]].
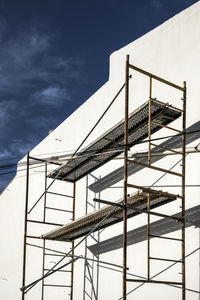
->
[[124, 59, 186, 299], [182, 81, 186, 300], [21, 155, 76, 300], [123, 54, 129, 300], [147, 77, 152, 280], [70, 182, 76, 300], [41, 162, 47, 300], [20, 57, 188, 300], [21, 152, 30, 300]]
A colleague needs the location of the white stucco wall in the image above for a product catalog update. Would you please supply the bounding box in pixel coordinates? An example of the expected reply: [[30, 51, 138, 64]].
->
[[0, 2, 200, 300]]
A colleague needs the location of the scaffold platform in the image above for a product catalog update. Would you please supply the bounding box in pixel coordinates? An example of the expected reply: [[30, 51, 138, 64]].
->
[[42, 189, 178, 241], [48, 99, 181, 182]]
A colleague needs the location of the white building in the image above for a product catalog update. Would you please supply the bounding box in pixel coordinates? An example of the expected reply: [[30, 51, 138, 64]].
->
[[0, 2, 200, 300]]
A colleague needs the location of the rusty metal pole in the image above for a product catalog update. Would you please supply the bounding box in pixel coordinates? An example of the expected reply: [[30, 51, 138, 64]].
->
[[96, 176, 101, 300], [21, 152, 30, 300], [182, 81, 186, 300], [43, 163, 47, 223], [147, 77, 152, 280], [83, 176, 88, 300], [41, 162, 47, 300], [148, 77, 152, 165], [70, 182, 76, 300], [123, 54, 129, 300]]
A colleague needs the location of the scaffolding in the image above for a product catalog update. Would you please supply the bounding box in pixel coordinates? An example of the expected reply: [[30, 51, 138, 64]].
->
[[21, 156, 76, 300], [122, 55, 186, 300], [21, 55, 187, 300]]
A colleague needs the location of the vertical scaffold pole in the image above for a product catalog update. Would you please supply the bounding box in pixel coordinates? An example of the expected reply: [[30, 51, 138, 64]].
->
[[21, 152, 30, 300], [147, 77, 152, 280], [123, 54, 129, 300], [182, 81, 186, 300], [70, 182, 76, 300], [83, 176, 88, 300], [148, 77, 152, 165], [41, 162, 47, 300], [96, 177, 101, 299]]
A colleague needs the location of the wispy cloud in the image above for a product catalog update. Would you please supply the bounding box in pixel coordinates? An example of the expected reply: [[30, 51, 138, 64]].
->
[[0, 31, 48, 91], [8, 139, 35, 156], [0, 27, 83, 95], [32, 86, 71, 107], [0, 149, 12, 159], [0, 100, 18, 126], [0, 20, 85, 192], [0, 23, 84, 158]]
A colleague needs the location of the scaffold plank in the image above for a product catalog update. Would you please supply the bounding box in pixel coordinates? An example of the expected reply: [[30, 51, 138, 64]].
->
[[48, 99, 181, 182], [41, 189, 177, 241]]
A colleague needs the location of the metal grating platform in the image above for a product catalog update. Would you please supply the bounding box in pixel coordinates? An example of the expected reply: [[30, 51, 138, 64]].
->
[[48, 99, 181, 182], [88, 205, 200, 256], [42, 189, 177, 241]]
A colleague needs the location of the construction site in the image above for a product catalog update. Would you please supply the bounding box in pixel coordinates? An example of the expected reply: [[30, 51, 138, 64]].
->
[[0, 2, 200, 300]]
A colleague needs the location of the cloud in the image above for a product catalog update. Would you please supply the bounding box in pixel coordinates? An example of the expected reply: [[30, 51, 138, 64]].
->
[[32, 86, 71, 107], [0, 28, 83, 95], [0, 31, 48, 91], [0, 149, 12, 159], [0, 25, 83, 158], [0, 100, 18, 126], [8, 139, 34, 156], [0, 22, 85, 192]]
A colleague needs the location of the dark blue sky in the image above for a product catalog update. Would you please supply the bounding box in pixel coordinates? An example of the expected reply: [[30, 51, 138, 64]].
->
[[0, 0, 198, 191]]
